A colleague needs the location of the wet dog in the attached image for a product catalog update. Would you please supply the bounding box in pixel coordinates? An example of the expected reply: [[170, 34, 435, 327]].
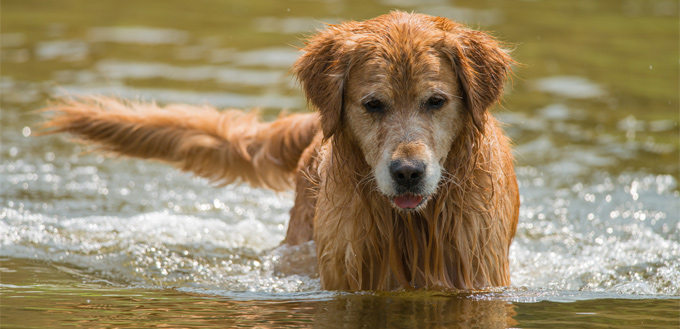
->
[[41, 11, 519, 291]]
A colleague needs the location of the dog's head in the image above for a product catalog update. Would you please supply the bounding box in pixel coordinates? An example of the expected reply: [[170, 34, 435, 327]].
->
[[294, 12, 513, 210]]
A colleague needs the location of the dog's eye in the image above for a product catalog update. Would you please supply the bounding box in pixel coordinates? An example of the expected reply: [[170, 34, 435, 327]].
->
[[425, 96, 446, 110], [363, 99, 385, 113]]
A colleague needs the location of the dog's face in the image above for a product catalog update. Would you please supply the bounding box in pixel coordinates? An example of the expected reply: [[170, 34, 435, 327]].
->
[[342, 50, 463, 209], [294, 12, 513, 210]]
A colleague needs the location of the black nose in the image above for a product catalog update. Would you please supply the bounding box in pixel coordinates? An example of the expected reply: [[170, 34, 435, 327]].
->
[[390, 160, 426, 188]]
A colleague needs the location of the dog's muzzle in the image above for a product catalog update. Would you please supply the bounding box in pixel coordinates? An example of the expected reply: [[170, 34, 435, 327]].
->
[[390, 159, 427, 209]]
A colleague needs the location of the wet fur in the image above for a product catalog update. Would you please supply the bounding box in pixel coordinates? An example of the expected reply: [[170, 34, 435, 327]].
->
[[40, 96, 319, 190], [40, 12, 519, 291]]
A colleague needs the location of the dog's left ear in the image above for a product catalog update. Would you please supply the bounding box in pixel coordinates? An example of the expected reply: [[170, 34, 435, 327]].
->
[[293, 26, 356, 140], [439, 27, 514, 134]]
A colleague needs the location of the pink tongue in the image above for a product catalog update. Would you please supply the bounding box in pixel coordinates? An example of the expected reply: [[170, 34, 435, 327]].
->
[[393, 195, 424, 209]]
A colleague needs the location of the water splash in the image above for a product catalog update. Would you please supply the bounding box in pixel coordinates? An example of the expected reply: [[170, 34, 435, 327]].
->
[[511, 171, 679, 296], [2, 147, 677, 295]]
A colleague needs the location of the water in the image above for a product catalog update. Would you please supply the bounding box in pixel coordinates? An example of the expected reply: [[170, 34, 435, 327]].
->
[[2, 0, 679, 327]]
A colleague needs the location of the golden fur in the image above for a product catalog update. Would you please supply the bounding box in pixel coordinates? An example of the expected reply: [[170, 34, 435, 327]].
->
[[39, 12, 519, 291]]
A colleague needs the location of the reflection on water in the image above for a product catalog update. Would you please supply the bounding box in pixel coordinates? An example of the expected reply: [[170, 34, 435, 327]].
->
[[88, 26, 190, 45], [532, 76, 606, 99], [94, 60, 286, 86], [2, 259, 678, 328], [35, 40, 90, 61], [1, 0, 679, 327], [2, 259, 518, 328], [254, 17, 339, 34]]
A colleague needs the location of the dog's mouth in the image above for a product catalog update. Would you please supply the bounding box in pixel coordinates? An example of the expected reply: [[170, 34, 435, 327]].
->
[[392, 193, 426, 210]]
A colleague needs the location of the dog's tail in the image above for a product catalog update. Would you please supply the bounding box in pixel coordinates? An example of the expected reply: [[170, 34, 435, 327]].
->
[[38, 96, 320, 191]]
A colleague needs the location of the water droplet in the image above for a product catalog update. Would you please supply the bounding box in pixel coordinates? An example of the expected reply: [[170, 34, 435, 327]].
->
[[22, 126, 31, 137]]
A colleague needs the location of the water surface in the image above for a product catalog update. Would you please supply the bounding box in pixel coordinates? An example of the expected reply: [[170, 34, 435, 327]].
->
[[1, 0, 679, 327]]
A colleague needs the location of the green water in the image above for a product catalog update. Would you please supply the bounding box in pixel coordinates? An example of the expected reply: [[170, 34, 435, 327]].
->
[[2, 0, 679, 327], [2, 259, 678, 328]]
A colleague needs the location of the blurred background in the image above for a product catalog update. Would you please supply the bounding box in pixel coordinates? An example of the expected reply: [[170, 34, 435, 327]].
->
[[1, 0, 678, 327], [3, 0, 677, 173]]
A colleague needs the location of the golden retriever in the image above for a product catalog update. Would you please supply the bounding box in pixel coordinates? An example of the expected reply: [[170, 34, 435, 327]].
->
[[41, 11, 519, 291]]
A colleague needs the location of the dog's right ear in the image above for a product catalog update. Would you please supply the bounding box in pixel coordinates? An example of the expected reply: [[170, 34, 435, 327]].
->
[[293, 26, 355, 140]]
